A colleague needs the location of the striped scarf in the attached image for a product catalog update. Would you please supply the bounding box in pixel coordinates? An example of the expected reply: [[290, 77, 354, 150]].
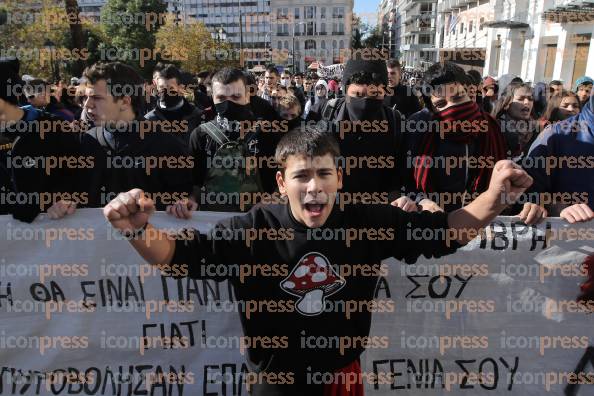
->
[[414, 101, 507, 194]]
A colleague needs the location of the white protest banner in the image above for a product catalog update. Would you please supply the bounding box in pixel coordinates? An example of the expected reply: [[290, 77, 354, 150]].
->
[[0, 209, 592, 395]]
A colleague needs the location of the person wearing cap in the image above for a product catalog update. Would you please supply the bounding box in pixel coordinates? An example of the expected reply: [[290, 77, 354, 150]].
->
[[384, 59, 422, 118], [319, 56, 412, 208], [0, 57, 81, 222], [574, 76, 593, 108], [398, 61, 547, 223], [303, 79, 328, 121], [481, 76, 498, 113]]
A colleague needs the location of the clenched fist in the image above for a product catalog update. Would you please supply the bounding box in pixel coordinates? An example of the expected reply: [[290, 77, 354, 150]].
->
[[103, 189, 155, 233], [487, 160, 533, 206]]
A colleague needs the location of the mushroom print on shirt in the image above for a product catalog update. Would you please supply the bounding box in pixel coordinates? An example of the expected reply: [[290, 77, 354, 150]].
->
[[281, 252, 346, 316]]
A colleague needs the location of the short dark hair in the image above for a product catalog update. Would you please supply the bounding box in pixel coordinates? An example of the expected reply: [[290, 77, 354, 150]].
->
[[294, 72, 304, 78], [345, 71, 383, 87], [275, 127, 340, 172], [83, 62, 145, 116], [154, 63, 182, 83], [421, 61, 469, 111], [211, 67, 248, 88], [466, 70, 482, 85], [386, 59, 401, 69], [265, 65, 280, 76], [550, 80, 563, 86]]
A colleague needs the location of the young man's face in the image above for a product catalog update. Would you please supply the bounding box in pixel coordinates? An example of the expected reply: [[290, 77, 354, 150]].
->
[[304, 80, 313, 92], [294, 75, 303, 86], [265, 71, 278, 89], [577, 84, 592, 103], [276, 153, 343, 228], [387, 66, 401, 87], [280, 74, 291, 87], [429, 82, 470, 112], [154, 76, 181, 97], [279, 104, 300, 121], [211, 79, 249, 105], [84, 79, 132, 125]]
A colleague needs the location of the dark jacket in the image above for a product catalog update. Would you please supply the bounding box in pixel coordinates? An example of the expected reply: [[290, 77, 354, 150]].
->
[[525, 94, 594, 211], [383, 84, 423, 119], [0, 106, 81, 222], [144, 98, 204, 146], [79, 120, 193, 210], [322, 98, 402, 198], [399, 108, 505, 212]]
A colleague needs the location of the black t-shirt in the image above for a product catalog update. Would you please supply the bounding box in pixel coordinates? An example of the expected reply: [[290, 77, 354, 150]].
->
[[171, 202, 459, 385]]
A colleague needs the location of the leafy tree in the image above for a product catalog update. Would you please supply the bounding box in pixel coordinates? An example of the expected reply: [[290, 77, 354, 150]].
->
[[155, 15, 238, 74], [101, 0, 167, 78]]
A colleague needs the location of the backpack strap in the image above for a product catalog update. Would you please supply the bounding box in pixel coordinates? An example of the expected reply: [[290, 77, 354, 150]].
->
[[321, 98, 343, 121], [200, 121, 230, 146]]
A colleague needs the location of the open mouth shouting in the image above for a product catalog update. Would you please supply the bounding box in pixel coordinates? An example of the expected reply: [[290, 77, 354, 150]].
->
[[302, 195, 331, 219]]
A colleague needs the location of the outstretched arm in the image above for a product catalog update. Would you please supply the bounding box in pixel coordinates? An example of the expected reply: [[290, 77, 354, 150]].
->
[[103, 189, 176, 265], [447, 160, 534, 245]]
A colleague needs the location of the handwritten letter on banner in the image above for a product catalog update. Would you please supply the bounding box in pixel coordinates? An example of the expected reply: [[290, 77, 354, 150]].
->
[[0, 209, 593, 395]]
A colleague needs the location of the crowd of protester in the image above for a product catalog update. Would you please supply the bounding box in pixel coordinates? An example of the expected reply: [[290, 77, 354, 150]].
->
[[0, 55, 592, 224]]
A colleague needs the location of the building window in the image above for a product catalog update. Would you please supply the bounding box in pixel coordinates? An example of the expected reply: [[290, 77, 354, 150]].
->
[[339, 40, 344, 49], [306, 21, 315, 35], [277, 7, 288, 19], [295, 40, 300, 50], [320, 22, 326, 34], [479, 17, 484, 30], [305, 6, 315, 19], [284, 41, 289, 49], [321, 7, 326, 18], [419, 34, 431, 44], [305, 39, 316, 50], [294, 7, 300, 19], [333, 7, 344, 18], [277, 41, 282, 50], [333, 40, 337, 49], [321, 40, 326, 49]]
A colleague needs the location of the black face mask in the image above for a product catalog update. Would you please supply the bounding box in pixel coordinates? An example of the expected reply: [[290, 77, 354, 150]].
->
[[215, 100, 253, 122], [159, 91, 182, 108], [346, 97, 382, 121]]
